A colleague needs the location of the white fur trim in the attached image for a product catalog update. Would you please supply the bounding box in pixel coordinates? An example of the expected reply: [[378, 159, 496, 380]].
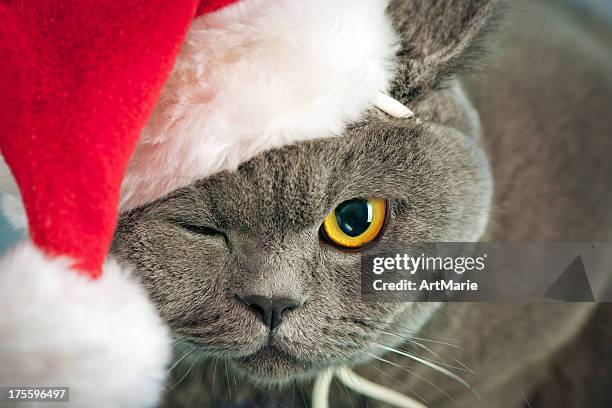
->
[[122, 0, 398, 209], [0, 242, 171, 408]]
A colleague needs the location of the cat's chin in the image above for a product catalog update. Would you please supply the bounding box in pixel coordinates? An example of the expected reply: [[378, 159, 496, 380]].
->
[[231, 345, 319, 385]]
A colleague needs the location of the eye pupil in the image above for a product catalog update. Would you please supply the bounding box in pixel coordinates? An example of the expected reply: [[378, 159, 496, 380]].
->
[[335, 198, 372, 237], [321, 197, 387, 249]]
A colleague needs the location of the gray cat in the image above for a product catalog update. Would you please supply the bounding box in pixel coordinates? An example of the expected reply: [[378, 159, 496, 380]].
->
[[112, 0, 612, 407]]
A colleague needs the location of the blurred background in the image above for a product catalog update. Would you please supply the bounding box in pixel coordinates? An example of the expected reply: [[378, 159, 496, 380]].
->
[[0, 0, 611, 256], [0, 205, 23, 255], [577, 0, 612, 20]]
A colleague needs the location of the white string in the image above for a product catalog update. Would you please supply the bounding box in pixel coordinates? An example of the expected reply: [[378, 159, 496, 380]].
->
[[311, 368, 334, 408], [336, 366, 428, 408], [312, 366, 428, 408], [374, 92, 415, 118]]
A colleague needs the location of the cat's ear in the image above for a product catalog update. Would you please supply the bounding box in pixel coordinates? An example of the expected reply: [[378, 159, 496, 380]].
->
[[389, 0, 506, 101]]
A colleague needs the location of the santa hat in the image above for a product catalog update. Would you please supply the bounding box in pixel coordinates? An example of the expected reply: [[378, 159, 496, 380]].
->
[[0, 0, 402, 406]]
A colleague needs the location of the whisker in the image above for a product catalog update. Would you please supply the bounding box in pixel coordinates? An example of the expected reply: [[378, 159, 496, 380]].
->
[[432, 351, 479, 379], [199, 358, 207, 385], [331, 317, 465, 348], [167, 348, 196, 372], [514, 380, 532, 408], [368, 359, 429, 405], [401, 338, 471, 374], [372, 329, 489, 393], [356, 321, 480, 382], [374, 344, 481, 401], [225, 357, 232, 402], [211, 357, 219, 397], [336, 368, 354, 407], [169, 355, 198, 391], [187, 359, 205, 406], [299, 383, 309, 408], [366, 352, 462, 408], [358, 318, 463, 349], [232, 369, 238, 396], [172, 337, 189, 347], [374, 331, 467, 372]]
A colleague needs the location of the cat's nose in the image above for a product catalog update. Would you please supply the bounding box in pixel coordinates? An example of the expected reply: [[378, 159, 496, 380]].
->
[[238, 294, 303, 330]]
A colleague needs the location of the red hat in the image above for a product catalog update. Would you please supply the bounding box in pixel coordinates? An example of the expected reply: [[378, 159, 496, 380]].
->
[[0, 1, 237, 405], [0, 0, 399, 405]]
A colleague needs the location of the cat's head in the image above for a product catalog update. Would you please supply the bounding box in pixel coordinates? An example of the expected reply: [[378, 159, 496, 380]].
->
[[112, 0, 501, 385]]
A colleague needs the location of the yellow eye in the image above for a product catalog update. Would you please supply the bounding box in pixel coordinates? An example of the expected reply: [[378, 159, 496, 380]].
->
[[321, 198, 387, 249]]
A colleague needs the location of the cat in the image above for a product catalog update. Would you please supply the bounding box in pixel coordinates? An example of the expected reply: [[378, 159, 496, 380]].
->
[[112, 0, 612, 407]]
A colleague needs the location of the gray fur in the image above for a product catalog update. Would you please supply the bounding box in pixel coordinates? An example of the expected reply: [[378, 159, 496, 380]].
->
[[113, 100, 492, 379], [112, 1, 612, 406], [389, 0, 508, 102]]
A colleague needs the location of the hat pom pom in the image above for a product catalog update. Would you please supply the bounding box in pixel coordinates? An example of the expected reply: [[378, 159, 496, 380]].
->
[[0, 242, 171, 407]]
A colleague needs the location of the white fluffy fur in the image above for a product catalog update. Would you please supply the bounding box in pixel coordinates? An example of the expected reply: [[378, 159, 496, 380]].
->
[[0, 242, 171, 408], [121, 0, 398, 209]]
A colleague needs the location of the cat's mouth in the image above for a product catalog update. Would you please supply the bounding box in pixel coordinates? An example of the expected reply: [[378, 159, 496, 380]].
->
[[232, 340, 318, 382], [179, 320, 340, 382]]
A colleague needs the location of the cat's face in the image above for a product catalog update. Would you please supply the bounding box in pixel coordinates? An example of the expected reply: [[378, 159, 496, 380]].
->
[[112, 110, 492, 384]]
